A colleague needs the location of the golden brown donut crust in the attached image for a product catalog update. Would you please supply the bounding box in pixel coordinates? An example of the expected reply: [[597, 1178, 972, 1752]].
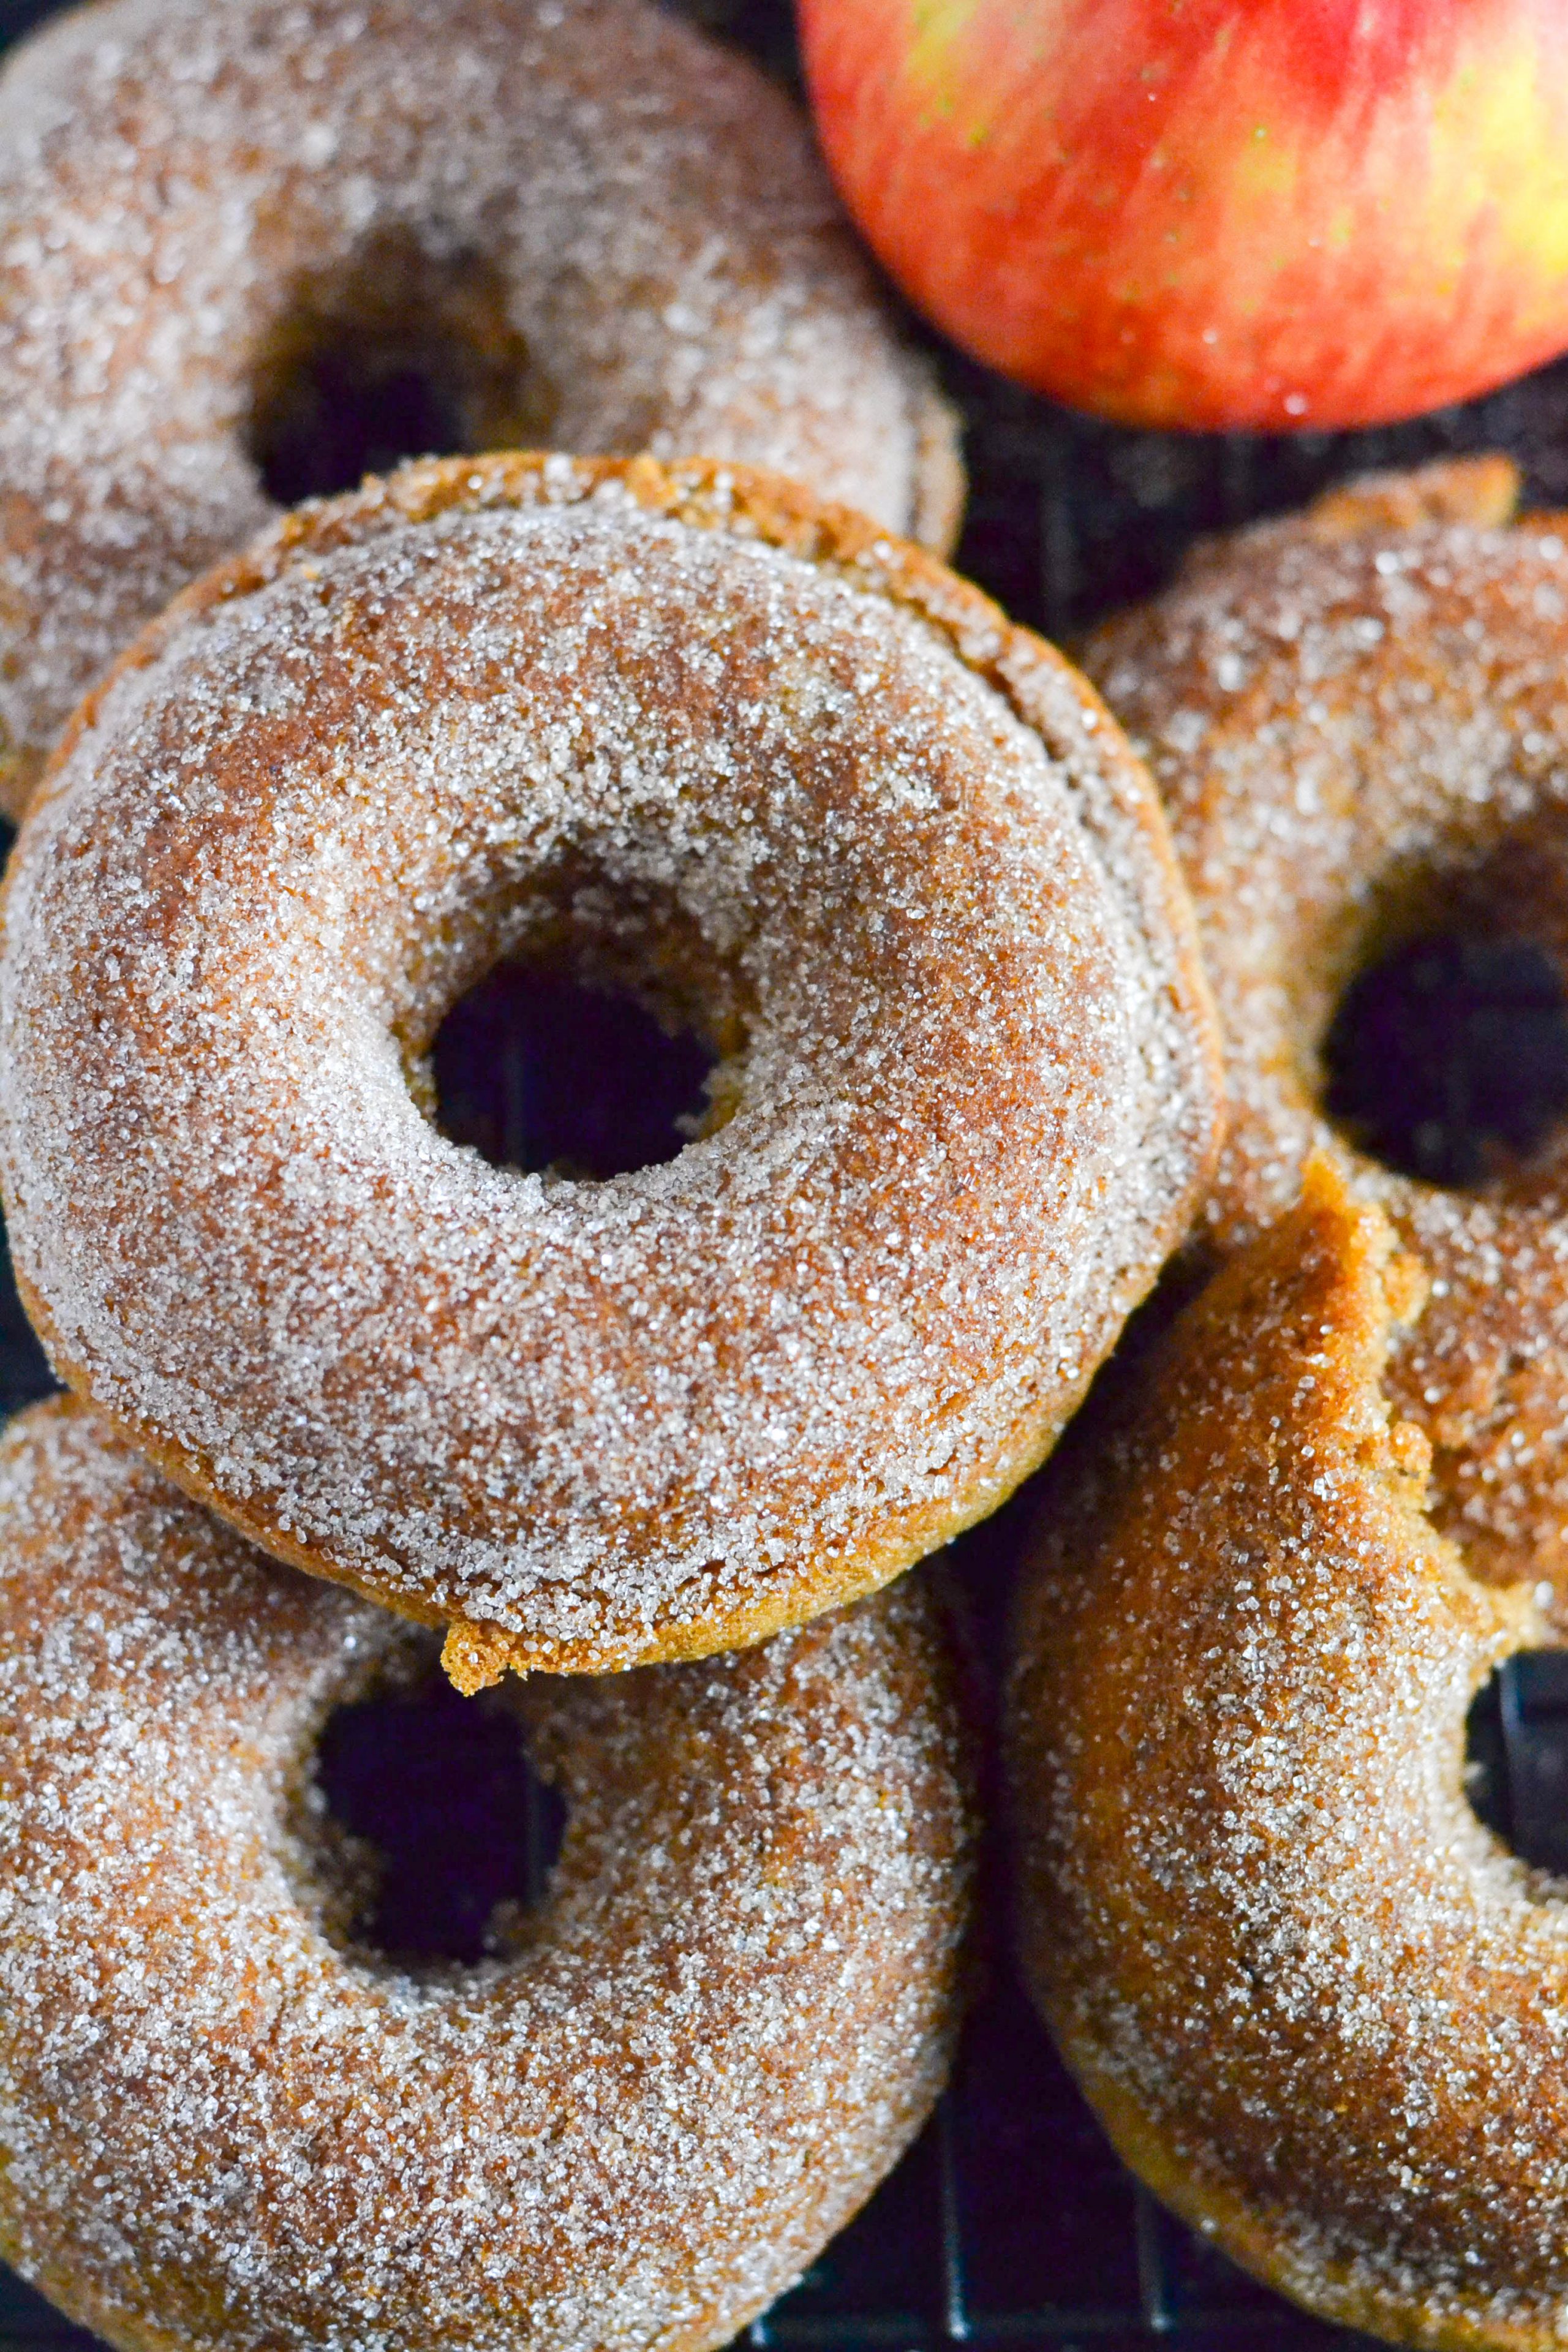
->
[[1084, 456, 1568, 1615], [0, 0, 963, 818], [0, 451, 1221, 1682], [0, 1396, 974, 2352], [1011, 1159, 1568, 2352]]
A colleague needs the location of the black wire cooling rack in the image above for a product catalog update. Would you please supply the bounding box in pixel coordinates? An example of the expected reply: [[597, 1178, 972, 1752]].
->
[[7, 0, 1568, 2344]]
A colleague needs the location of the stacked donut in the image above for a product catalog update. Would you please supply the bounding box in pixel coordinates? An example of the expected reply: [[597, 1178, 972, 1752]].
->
[[1014, 456, 1568, 2350], [0, 6, 1235, 2350]]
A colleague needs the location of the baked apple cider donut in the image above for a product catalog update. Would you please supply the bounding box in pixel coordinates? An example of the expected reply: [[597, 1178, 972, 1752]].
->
[[1084, 455, 1568, 1619], [1011, 1159, 1568, 2352], [0, 0, 965, 818], [0, 454, 1222, 1682], [0, 1396, 974, 2352]]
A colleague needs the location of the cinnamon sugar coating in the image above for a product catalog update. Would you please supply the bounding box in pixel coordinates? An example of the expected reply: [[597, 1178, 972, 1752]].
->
[[1084, 457, 1568, 1616], [0, 452, 1221, 1680], [1011, 1160, 1568, 2352], [0, 0, 963, 818], [0, 1396, 974, 2352]]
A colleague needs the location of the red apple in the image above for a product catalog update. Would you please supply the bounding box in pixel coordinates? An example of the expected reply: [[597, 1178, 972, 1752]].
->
[[798, 0, 1568, 431]]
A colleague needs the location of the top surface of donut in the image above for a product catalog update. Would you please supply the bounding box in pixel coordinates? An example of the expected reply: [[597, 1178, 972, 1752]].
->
[[1083, 466, 1568, 1605], [0, 0, 956, 808], [0, 1397, 971, 2352], [1084, 467, 1568, 1238], [1011, 1162, 1567, 2350], [0, 453, 1221, 1677]]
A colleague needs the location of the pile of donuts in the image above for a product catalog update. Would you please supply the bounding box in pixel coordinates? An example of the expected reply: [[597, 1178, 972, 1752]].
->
[[1, 4, 1567, 2350]]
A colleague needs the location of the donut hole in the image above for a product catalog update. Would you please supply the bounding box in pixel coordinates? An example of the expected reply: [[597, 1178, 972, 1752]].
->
[[1315, 825, 1568, 1189], [1322, 932, 1568, 1186], [431, 962, 720, 1178], [1465, 1648, 1568, 1875], [308, 1646, 566, 1968], [247, 228, 558, 505]]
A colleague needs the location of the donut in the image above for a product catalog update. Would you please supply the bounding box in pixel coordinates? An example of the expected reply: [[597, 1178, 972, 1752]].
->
[[0, 0, 964, 819], [1082, 454, 1568, 1613], [0, 1395, 974, 2352], [0, 450, 1223, 1684], [1010, 1156, 1568, 2352]]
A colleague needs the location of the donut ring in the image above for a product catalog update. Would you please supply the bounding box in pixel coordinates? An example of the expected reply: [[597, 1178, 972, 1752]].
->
[[1084, 456, 1568, 1611], [0, 452, 1221, 1683], [1011, 1158, 1567, 2352], [0, 0, 963, 818], [0, 1397, 973, 2352]]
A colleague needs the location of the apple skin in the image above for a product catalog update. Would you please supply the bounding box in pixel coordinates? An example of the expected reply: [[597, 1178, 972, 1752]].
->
[[797, 0, 1568, 431]]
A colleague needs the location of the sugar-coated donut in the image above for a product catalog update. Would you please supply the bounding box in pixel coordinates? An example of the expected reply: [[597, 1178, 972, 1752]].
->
[[1084, 456, 1568, 1612], [0, 452, 1222, 1684], [0, 0, 964, 818], [0, 1396, 973, 2352], [1011, 1158, 1568, 2352]]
